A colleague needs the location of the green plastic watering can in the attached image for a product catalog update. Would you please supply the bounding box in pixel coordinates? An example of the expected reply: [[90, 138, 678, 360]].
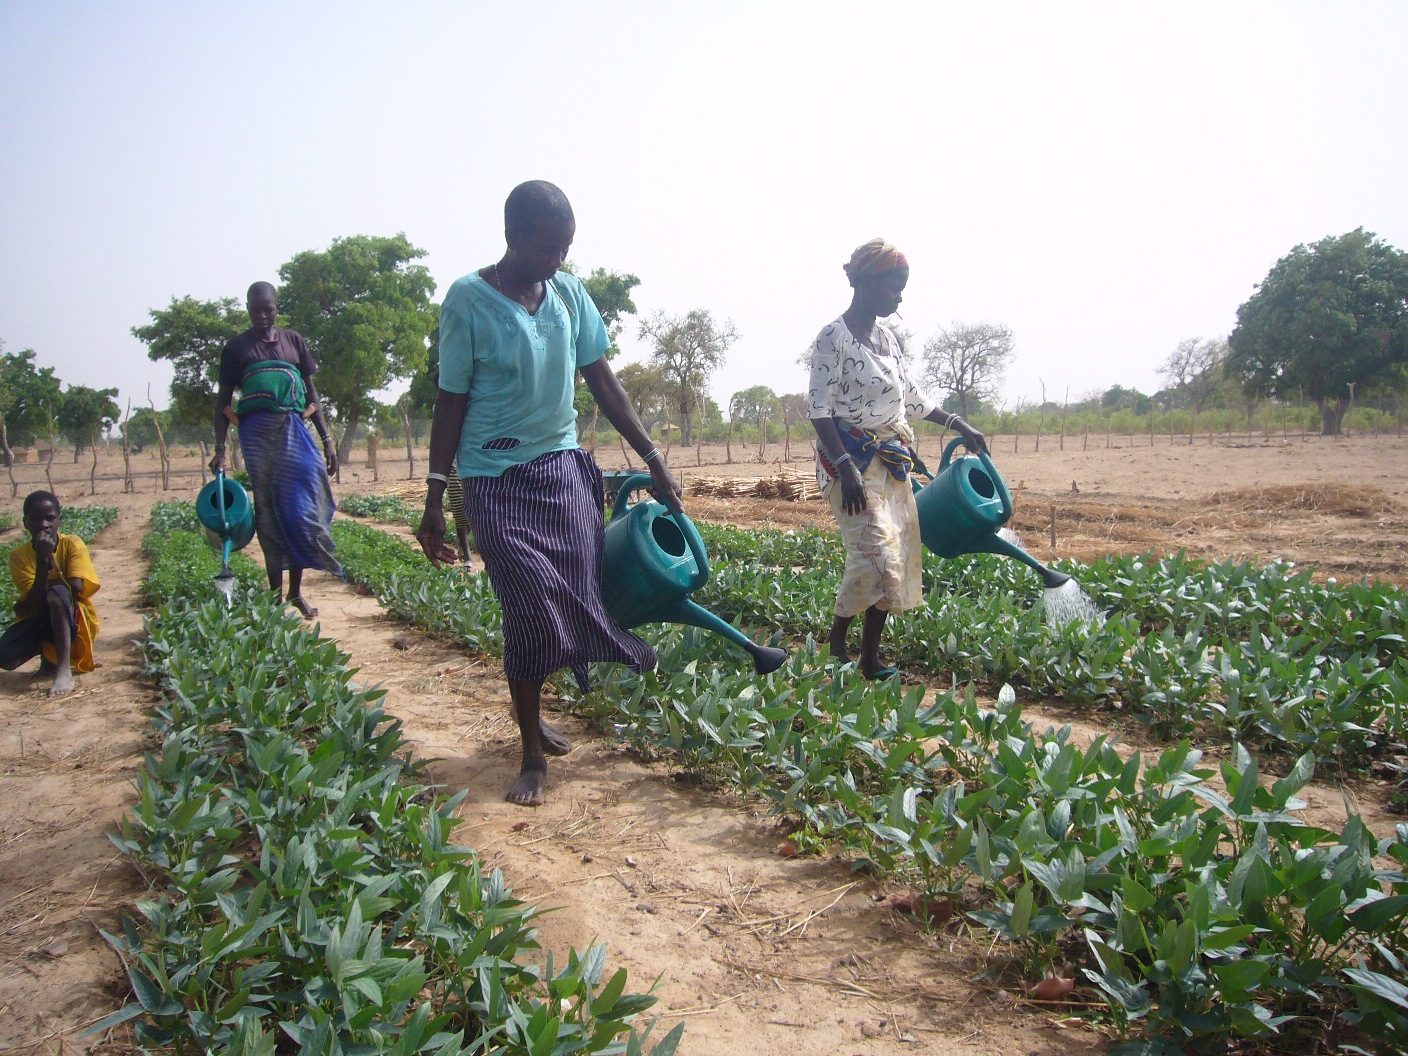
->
[[912, 438, 1070, 588], [196, 471, 255, 586], [601, 474, 788, 674]]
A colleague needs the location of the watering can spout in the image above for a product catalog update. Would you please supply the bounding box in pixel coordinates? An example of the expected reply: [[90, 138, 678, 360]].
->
[[973, 533, 1072, 589], [668, 598, 789, 674]]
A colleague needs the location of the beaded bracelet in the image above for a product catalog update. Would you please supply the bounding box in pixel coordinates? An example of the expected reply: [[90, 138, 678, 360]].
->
[[833, 452, 854, 468]]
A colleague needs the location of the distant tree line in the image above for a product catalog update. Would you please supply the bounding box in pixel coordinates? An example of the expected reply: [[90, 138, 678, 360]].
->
[[6, 227, 1401, 469]]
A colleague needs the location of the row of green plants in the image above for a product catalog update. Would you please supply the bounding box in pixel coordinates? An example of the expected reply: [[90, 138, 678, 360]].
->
[[0, 504, 118, 613], [692, 524, 1408, 767], [97, 506, 680, 1056], [326, 518, 1408, 1053], [331, 508, 1406, 788]]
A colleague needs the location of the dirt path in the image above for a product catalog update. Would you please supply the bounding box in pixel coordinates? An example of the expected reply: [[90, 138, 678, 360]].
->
[[0, 509, 152, 1050], [305, 569, 1097, 1055]]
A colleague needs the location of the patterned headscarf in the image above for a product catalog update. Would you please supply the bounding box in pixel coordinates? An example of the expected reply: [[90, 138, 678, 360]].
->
[[843, 239, 908, 285]]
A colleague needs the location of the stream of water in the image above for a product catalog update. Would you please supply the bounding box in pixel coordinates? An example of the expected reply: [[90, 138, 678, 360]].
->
[[215, 574, 236, 609], [1039, 578, 1102, 628]]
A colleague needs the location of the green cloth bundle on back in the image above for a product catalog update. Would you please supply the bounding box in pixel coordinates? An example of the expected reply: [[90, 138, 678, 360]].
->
[[236, 359, 307, 418]]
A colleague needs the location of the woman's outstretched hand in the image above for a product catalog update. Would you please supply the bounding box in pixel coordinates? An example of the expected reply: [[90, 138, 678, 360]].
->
[[953, 419, 988, 454], [416, 505, 460, 568], [647, 457, 684, 515]]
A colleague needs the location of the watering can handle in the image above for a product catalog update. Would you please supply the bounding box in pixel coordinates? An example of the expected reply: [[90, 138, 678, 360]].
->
[[938, 436, 1013, 521], [610, 472, 710, 593], [214, 469, 230, 534]]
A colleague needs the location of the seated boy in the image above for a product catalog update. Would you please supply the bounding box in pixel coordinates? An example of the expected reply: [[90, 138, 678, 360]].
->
[[0, 491, 101, 696]]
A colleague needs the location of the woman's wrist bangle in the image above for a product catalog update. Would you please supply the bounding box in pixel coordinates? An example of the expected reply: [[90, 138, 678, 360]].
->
[[642, 447, 661, 464], [426, 472, 449, 484], [214, 443, 226, 451], [320, 435, 332, 444], [833, 452, 853, 468], [944, 412, 959, 429]]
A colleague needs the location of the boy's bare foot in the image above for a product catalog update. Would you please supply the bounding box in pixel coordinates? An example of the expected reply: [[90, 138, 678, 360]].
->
[[539, 721, 572, 756], [506, 762, 547, 806], [287, 596, 318, 619], [49, 669, 74, 697]]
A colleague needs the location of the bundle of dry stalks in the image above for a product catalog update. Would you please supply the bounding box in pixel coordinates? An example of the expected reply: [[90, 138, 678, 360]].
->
[[689, 467, 819, 502]]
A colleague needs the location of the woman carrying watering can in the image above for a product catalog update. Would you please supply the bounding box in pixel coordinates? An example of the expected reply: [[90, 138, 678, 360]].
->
[[211, 282, 342, 618], [808, 239, 986, 680], [416, 180, 681, 807]]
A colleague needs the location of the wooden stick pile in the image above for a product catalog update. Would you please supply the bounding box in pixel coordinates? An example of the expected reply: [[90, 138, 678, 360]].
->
[[689, 466, 819, 502]]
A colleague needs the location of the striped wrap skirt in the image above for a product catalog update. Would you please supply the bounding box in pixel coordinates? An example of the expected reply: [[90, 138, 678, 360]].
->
[[239, 411, 342, 576], [463, 448, 656, 682]]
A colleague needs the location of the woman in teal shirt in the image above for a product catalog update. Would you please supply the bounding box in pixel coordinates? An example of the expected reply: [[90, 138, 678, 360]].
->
[[417, 180, 680, 807]]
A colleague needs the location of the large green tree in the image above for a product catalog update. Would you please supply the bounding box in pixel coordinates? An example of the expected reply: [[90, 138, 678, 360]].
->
[[1227, 228, 1408, 435], [278, 233, 437, 461], [728, 385, 780, 429], [0, 344, 63, 451], [56, 384, 120, 458], [639, 308, 738, 445], [131, 295, 246, 431]]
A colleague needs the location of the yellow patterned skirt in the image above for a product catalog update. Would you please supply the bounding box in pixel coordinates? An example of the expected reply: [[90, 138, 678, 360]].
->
[[827, 458, 924, 617]]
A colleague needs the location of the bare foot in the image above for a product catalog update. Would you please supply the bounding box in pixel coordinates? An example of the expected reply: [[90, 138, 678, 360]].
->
[[287, 595, 319, 619], [506, 762, 547, 806], [49, 669, 74, 697], [539, 721, 573, 757]]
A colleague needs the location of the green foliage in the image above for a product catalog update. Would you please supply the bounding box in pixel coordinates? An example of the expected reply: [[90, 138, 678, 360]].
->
[[121, 407, 170, 452], [278, 234, 438, 452], [131, 295, 247, 431], [316, 512, 1408, 1051], [0, 344, 63, 447], [727, 386, 780, 429], [101, 511, 676, 1055], [0, 510, 15, 533], [1228, 228, 1408, 435], [338, 494, 419, 525], [0, 506, 118, 614], [54, 383, 121, 452]]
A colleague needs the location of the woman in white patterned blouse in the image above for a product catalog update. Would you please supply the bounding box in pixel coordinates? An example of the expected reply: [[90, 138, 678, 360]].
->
[[807, 239, 986, 679]]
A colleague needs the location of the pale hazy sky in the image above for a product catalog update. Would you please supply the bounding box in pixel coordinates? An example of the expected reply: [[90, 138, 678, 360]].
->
[[3, 1, 1406, 416]]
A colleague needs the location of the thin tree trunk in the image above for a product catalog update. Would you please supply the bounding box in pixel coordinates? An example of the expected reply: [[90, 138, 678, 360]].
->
[[148, 387, 170, 490], [44, 410, 55, 491], [590, 407, 598, 454], [1059, 389, 1068, 451], [401, 404, 415, 479], [619, 434, 632, 468], [0, 418, 16, 498], [89, 428, 99, 495], [758, 414, 768, 461], [726, 419, 733, 464], [120, 403, 135, 493]]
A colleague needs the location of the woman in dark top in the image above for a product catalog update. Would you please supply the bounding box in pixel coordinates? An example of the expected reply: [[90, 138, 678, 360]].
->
[[211, 281, 341, 617]]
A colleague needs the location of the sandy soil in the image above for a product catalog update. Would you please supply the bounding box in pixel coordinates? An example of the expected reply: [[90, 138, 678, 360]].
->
[[0, 434, 1403, 1054]]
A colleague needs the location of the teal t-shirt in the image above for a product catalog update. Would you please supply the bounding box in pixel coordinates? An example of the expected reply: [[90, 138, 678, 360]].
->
[[438, 270, 610, 478]]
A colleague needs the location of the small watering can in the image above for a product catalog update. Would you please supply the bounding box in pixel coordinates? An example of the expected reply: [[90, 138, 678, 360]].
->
[[196, 471, 255, 586], [913, 438, 1070, 589], [601, 474, 788, 674]]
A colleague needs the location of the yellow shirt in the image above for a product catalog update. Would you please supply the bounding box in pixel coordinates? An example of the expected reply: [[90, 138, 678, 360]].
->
[[9, 534, 101, 672]]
